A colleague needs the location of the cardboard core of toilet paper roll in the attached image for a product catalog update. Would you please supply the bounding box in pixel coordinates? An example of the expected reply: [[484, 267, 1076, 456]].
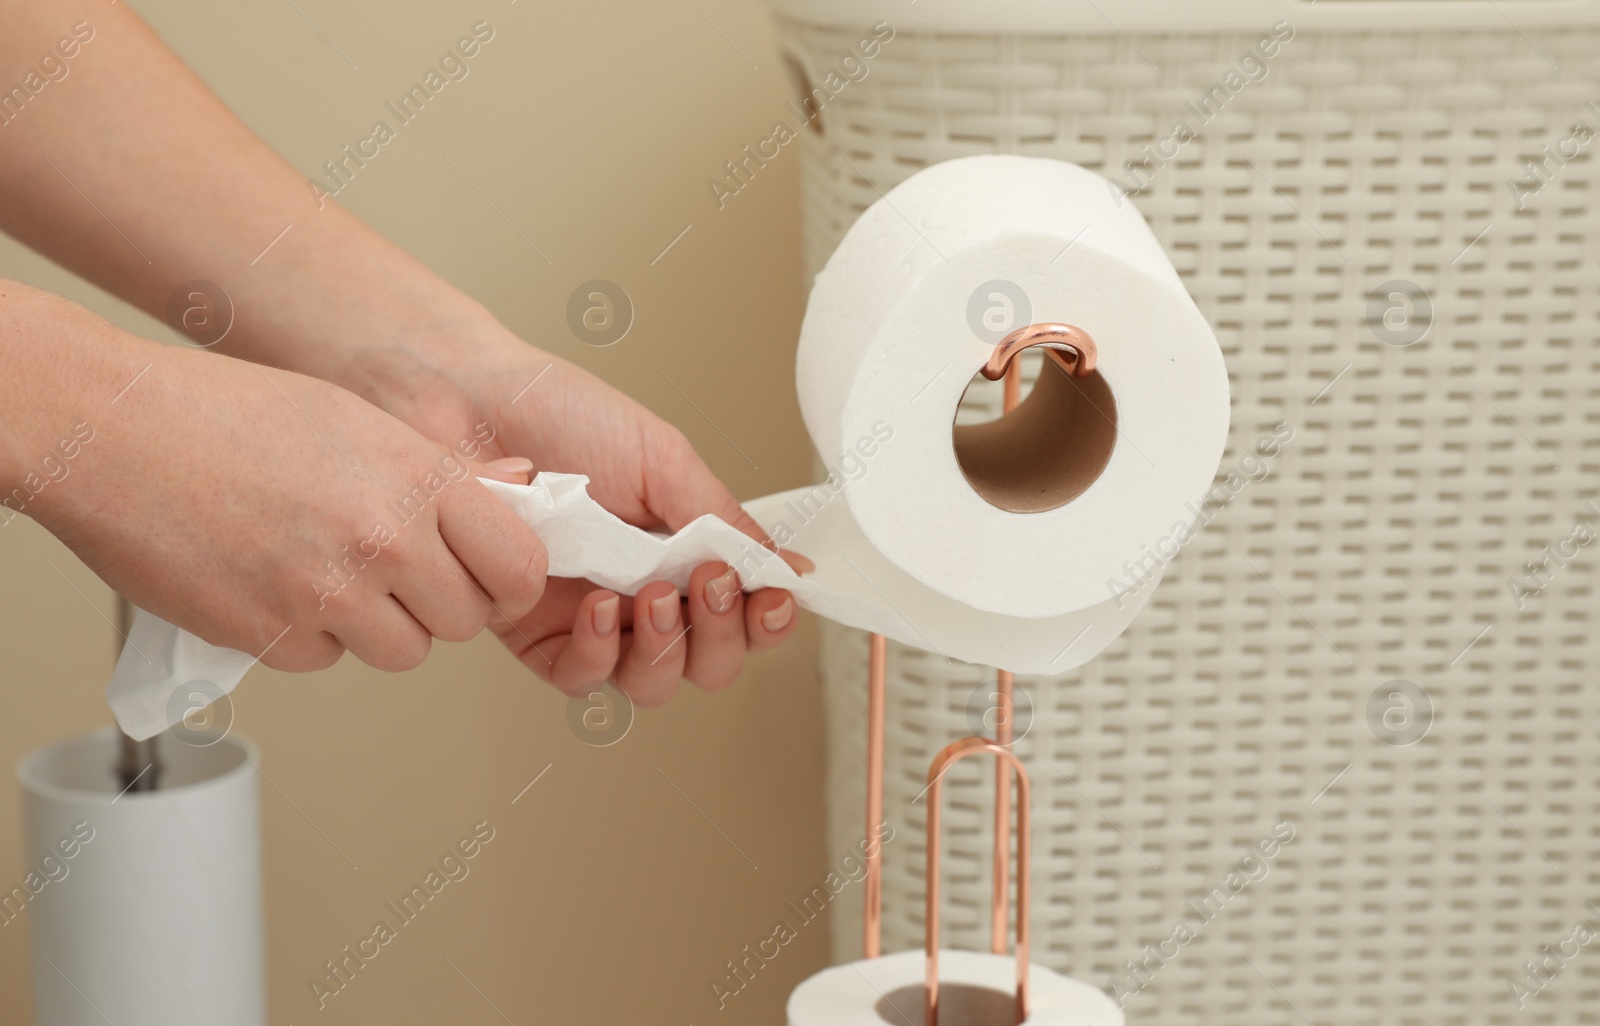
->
[[876, 983, 1014, 1026], [952, 360, 1118, 513]]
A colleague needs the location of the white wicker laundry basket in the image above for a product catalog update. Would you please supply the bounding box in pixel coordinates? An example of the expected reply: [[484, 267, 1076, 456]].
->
[[766, 2, 1600, 1023]]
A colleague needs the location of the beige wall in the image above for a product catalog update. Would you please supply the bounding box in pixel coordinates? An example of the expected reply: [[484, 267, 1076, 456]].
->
[[0, 1, 830, 1022]]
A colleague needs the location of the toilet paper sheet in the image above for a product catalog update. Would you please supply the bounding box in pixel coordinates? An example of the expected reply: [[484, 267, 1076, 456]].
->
[[108, 472, 1160, 740], [107, 154, 1227, 741]]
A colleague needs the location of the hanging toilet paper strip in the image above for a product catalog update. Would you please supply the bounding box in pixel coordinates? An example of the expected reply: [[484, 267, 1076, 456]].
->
[[108, 472, 1161, 740], [106, 154, 1226, 741]]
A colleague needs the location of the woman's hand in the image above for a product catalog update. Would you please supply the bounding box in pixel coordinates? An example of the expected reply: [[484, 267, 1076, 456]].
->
[[0, 0, 796, 700], [487, 566, 800, 708], [22, 302, 549, 674], [326, 316, 805, 704]]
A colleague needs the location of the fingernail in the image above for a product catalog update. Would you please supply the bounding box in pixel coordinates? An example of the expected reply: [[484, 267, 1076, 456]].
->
[[649, 591, 679, 633], [487, 456, 534, 475], [761, 596, 794, 633], [780, 549, 816, 575], [704, 568, 739, 614], [592, 595, 619, 636]]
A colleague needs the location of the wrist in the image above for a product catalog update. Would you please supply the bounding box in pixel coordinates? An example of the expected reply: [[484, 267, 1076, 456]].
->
[[0, 283, 171, 529], [212, 205, 500, 384], [324, 316, 548, 453]]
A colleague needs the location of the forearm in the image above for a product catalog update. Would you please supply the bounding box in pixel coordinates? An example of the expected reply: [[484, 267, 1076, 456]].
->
[[0, 0, 490, 383], [0, 280, 155, 526]]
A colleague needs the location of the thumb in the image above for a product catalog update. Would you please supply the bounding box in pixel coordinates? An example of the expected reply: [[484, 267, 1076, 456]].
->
[[652, 457, 815, 576], [649, 434, 774, 549], [438, 457, 548, 622]]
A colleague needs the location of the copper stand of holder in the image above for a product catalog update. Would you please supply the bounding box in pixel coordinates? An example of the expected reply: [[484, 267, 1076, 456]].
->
[[925, 736, 1032, 1026], [862, 632, 887, 959], [858, 325, 1095, 1014]]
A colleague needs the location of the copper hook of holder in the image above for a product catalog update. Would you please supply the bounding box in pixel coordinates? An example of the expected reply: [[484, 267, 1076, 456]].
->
[[981, 323, 1097, 384], [925, 736, 1031, 1026]]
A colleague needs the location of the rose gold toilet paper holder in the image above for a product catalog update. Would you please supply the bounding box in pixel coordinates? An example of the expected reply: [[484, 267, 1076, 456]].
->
[[859, 324, 1094, 1026]]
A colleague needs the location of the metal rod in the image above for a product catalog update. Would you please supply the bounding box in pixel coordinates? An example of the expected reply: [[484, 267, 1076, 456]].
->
[[925, 737, 1031, 1026], [1001, 356, 1023, 411], [990, 356, 1023, 953], [991, 670, 1014, 952], [113, 595, 160, 792], [863, 631, 887, 959]]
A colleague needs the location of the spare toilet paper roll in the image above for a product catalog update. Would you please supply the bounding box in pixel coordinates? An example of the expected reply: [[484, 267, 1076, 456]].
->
[[788, 949, 1123, 1026], [106, 154, 1227, 741]]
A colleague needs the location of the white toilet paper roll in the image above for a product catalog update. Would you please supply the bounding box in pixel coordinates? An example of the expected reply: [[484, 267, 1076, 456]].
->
[[800, 155, 1228, 618], [106, 154, 1226, 740], [788, 949, 1122, 1026]]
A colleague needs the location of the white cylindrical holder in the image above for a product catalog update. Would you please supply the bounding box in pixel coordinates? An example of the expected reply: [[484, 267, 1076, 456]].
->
[[788, 950, 1122, 1026], [18, 728, 265, 1026]]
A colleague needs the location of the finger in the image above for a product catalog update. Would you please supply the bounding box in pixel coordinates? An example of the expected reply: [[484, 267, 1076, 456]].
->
[[647, 431, 773, 546], [489, 577, 604, 675], [543, 590, 624, 695], [475, 456, 534, 485], [614, 580, 687, 707], [683, 562, 746, 692], [258, 629, 344, 673], [743, 588, 798, 653], [437, 477, 548, 621], [391, 547, 495, 643], [331, 594, 433, 672], [778, 549, 815, 575]]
